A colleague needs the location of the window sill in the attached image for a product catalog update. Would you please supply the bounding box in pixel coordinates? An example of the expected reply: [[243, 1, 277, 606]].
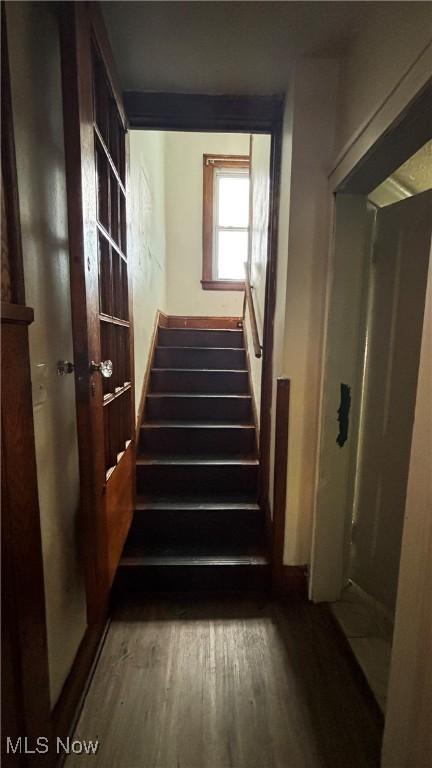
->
[[201, 279, 245, 292]]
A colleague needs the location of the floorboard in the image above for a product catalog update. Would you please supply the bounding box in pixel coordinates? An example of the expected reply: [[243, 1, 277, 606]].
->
[[65, 595, 382, 768]]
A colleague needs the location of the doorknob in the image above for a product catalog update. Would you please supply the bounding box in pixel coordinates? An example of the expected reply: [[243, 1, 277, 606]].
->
[[89, 360, 113, 378]]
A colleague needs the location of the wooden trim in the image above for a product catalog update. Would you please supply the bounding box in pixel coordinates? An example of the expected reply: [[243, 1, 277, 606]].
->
[[1, 301, 34, 325], [243, 268, 262, 358], [242, 319, 259, 448], [135, 309, 163, 441], [258, 122, 283, 514], [52, 621, 109, 758], [1, 5, 25, 305], [271, 377, 306, 598], [329, 46, 432, 192], [201, 279, 245, 292], [87, 2, 127, 129], [166, 315, 242, 329], [202, 153, 250, 290], [271, 378, 290, 590], [124, 92, 284, 132]]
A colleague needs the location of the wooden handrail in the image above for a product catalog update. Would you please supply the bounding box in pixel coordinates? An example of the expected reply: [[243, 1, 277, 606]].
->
[[243, 264, 262, 358]]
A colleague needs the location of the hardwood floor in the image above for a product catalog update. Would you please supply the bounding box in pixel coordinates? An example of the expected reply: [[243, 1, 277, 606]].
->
[[65, 595, 382, 768]]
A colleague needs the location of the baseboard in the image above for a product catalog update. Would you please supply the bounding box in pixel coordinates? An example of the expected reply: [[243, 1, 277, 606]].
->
[[135, 309, 165, 442], [52, 620, 109, 764], [166, 315, 242, 329], [272, 565, 308, 598]]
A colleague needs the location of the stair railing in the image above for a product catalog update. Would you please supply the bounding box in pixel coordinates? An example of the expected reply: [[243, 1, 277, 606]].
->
[[243, 263, 262, 358]]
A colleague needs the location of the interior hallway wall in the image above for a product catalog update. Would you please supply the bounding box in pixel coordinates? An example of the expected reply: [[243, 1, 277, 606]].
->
[[129, 131, 167, 419], [335, 3, 432, 156], [6, 1, 87, 707], [244, 134, 271, 426], [164, 132, 249, 317], [278, 59, 340, 565]]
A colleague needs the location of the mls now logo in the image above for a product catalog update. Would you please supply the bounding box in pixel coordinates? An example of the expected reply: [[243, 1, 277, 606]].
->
[[6, 737, 99, 755], [57, 737, 99, 755]]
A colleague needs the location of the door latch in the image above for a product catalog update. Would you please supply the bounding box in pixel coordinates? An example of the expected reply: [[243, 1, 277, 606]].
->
[[57, 360, 75, 376]]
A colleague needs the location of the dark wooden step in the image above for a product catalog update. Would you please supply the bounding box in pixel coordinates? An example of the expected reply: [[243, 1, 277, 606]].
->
[[136, 457, 259, 495], [129, 497, 264, 550], [116, 554, 270, 592], [154, 346, 246, 370], [158, 327, 244, 349], [139, 422, 256, 456], [145, 393, 252, 423], [150, 368, 249, 394]]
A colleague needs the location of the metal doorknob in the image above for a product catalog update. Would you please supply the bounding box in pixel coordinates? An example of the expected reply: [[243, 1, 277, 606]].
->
[[89, 360, 113, 378]]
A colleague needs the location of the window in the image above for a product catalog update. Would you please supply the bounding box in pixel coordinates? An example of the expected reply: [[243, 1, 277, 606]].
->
[[202, 154, 250, 290]]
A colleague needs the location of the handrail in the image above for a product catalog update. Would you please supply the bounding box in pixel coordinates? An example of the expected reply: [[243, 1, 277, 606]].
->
[[243, 263, 262, 358]]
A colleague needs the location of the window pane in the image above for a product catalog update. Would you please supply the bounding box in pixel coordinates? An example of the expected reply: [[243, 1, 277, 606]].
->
[[217, 175, 249, 227], [217, 230, 248, 280]]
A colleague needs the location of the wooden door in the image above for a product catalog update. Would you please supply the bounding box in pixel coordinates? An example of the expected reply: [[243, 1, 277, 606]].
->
[[350, 190, 432, 611], [60, 2, 134, 622]]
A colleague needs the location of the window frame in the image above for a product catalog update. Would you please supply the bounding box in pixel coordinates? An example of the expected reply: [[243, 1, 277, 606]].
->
[[202, 153, 250, 291]]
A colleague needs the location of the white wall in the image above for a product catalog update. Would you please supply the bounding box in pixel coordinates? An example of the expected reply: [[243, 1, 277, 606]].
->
[[7, 2, 87, 707], [336, 3, 432, 156], [164, 132, 249, 317], [278, 60, 340, 565], [129, 131, 167, 416], [245, 135, 271, 426]]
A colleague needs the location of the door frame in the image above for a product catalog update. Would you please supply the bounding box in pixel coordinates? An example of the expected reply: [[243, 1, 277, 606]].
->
[[122, 91, 284, 525], [310, 68, 432, 602]]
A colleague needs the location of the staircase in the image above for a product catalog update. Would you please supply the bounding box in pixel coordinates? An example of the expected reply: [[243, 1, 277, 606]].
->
[[118, 320, 269, 592]]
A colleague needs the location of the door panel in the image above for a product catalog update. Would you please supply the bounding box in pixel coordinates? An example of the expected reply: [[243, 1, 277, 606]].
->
[[60, 2, 134, 622], [350, 191, 432, 611]]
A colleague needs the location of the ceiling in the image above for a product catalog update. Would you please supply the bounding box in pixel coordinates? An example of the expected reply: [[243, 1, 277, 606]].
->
[[102, 1, 371, 95]]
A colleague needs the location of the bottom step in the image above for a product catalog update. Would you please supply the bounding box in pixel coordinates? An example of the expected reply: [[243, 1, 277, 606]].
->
[[116, 555, 270, 592]]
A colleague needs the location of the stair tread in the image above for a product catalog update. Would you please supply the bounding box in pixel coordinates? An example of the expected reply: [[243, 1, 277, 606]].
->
[[147, 393, 251, 399], [141, 421, 254, 429], [152, 368, 248, 373], [135, 496, 260, 511], [156, 346, 245, 352], [161, 327, 243, 333], [136, 456, 259, 466], [121, 554, 269, 567]]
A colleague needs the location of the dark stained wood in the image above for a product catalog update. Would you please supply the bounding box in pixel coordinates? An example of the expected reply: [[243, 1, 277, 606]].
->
[[166, 315, 242, 329], [243, 265, 262, 358], [60, 2, 135, 623], [1, 12, 52, 764], [52, 622, 109, 748], [140, 423, 256, 456], [202, 154, 249, 292], [1, 6, 25, 306], [150, 368, 249, 394], [158, 326, 244, 348], [272, 378, 290, 591], [1, 322, 53, 768], [146, 393, 252, 423], [65, 594, 382, 768], [124, 92, 284, 133], [1, 301, 34, 324], [105, 443, 134, 585], [154, 346, 246, 370], [258, 121, 283, 516]]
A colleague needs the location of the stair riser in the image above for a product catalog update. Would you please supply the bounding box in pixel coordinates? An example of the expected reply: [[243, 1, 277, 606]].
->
[[154, 347, 246, 370], [136, 464, 258, 495], [158, 327, 244, 348], [151, 369, 249, 394], [146, 396, 252, 423], [116, 563, 270, 592], [140, 426, 255, 456], [129, 510, 265, 550]]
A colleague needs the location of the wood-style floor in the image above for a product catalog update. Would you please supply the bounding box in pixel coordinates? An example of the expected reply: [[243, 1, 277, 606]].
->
[[65, 595, 382, 768]]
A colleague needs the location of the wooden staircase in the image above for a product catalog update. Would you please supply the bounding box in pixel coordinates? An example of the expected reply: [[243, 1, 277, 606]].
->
[[118, 320, 269, 592]]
